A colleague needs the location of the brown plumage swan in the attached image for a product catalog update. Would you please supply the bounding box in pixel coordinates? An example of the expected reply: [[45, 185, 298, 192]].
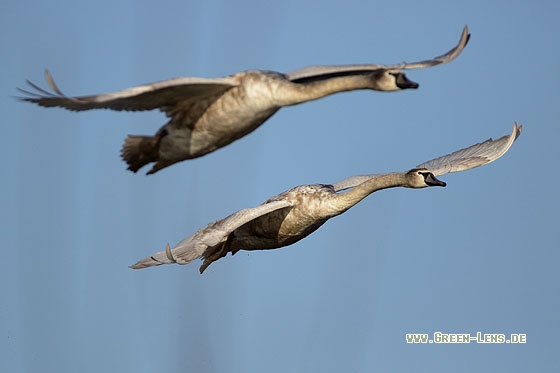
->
[[131, 122, 521, 273], [18, 26, 469, 174]]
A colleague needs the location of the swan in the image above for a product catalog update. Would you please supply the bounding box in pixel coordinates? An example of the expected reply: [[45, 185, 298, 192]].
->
[[131, 122, 521, 273], [18, 26, 469, 175]]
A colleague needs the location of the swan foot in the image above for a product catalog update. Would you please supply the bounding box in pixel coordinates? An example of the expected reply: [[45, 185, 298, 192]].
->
[[199, 240, 233, 274], [199, 249, 227, 273]]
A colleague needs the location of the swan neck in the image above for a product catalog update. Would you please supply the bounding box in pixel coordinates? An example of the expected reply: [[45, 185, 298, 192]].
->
[[285, 76, 374, 105], [331, 173, 408, 215]]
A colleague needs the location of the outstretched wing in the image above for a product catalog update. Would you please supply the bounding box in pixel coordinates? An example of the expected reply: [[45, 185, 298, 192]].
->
[[17, 70, 235, 115], [285, 25, 469, 82], [130, 199, 293, 269], [331, 122, 522, 192], [417, 122, 522, 176]]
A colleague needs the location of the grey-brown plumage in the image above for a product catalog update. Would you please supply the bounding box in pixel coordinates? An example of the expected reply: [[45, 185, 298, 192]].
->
[[18, 26, 469, 174], [131, 123, 521, 273]]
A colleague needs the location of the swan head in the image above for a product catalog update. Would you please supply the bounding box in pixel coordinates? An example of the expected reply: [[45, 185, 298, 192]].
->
[[406, 168, 446, 188], [374, 70, 419, 91]]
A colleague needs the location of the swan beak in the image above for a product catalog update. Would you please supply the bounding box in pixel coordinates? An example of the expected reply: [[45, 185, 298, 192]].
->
[[396, 73, 419, 89], [425, 173, 446, 187]]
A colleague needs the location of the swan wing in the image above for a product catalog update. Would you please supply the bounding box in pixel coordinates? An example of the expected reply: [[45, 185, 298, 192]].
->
[[332, 122, 521, 191], [417, 122, 522, 176], [17, 70, 235, 115], [130, 199, 293, 269], [286, 25, 469, 82]]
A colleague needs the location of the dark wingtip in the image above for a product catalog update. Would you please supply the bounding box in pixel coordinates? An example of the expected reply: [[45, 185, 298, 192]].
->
[[462, 25, 471, 46]]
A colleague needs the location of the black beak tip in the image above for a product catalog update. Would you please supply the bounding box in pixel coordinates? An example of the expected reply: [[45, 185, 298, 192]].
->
[[395, 73, 419, 90], [429, 180, 446, 187], [397, 81, 419, 90], [424, 173, 446, 187]]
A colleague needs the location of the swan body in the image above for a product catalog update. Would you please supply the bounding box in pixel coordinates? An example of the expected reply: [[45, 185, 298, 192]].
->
[[18, 26, 469, 174], [131, 122, 521, 273]]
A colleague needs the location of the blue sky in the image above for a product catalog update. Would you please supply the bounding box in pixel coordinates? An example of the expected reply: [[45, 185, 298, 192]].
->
[[2, 0, 559, 372]]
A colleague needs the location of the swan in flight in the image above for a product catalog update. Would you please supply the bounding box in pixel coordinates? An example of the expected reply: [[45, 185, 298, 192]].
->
[[131, 122, 521, 273], [18, 26, 469, 174]]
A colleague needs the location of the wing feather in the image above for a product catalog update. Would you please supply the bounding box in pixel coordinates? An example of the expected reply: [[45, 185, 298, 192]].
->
[[130, 199, 293, 269], [286, 25, 469, 82], [17, 70, 236, 114], [417, 122, 522, 176]]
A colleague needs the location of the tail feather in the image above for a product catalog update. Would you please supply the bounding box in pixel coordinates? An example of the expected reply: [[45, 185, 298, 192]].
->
[[121, 135, 158, 173]]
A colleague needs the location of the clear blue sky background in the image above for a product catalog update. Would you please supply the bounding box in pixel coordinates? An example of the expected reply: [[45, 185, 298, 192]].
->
[[2, 1, 558, 372]]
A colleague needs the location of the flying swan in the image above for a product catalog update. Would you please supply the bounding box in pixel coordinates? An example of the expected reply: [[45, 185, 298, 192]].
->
[[131, 122, 521, 273], [18, 26, 469, 174]]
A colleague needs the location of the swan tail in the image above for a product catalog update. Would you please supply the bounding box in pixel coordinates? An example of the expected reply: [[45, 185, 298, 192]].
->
[[121, 135, 159, 173]]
